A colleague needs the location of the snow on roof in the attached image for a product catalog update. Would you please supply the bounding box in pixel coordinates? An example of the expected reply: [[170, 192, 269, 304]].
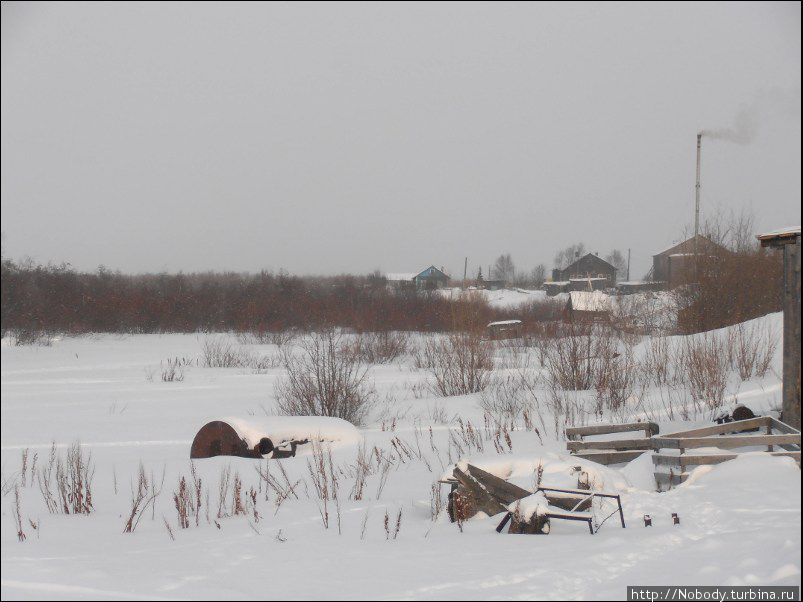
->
[[385, 272, 416, 281], [487, 319, 522, 327], [545, 281, 570, 286], [569, 277, 608, 281], [569, 291, 612, 313], [758, 226, 800, 240]]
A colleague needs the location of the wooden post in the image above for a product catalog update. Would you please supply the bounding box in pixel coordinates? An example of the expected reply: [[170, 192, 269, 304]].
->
[[759, 230, 801, 431], [783, 238, 801, 430]]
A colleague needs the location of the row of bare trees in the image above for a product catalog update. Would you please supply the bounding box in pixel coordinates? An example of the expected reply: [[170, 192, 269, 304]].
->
[[1, 259, 564, 337]]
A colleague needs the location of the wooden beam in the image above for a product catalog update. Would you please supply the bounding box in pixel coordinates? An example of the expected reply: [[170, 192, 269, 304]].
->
[[653, 434, 801, 451], [658, 417, 771, 439], [565, 422, 659, 439], [652, 451, 801, 468], [572, 450, 646, 465], [567, 438, 653, 451]]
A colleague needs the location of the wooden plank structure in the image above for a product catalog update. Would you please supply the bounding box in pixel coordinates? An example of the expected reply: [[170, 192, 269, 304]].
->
[[652, 416, 801, 488], [758, 226, 801, 431], [566, 422, 659, 465], [444, 463, 624, 535]]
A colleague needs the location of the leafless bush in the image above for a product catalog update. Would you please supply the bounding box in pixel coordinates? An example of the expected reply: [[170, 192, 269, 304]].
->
[[430, 483, 445, 521], [412, 335, 438, 369], [729, 321, 779, 380], [351, 331, 410, 364], [200, 336, 249, 367], [57, 442, 95, 515], [594, 346, 640, 414], [307, 442, 342, 533], [426, 332, 494, 397], [12, 485, 26, 542], [13, 327, 53, 346], [643, 335, 676, 387], [173, 466, 202, 530], [275, 329, 375, 425], [480, 362, 540, 428], [543, 323, 605, 391], [681, 332, 729, 413], [237, 329, 298, 347], [36, 442, 94, 515], [161, 357, 186, 382], [124, 463, 164, 533]]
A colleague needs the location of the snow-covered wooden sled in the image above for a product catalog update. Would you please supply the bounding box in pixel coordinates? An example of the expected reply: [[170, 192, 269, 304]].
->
[[444, 463, 624, 535], [190, 417, 360, 459]]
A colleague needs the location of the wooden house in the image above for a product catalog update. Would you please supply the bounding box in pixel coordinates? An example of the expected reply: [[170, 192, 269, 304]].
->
[[651, 235, 727, 289], [552, 253, 617, 289]]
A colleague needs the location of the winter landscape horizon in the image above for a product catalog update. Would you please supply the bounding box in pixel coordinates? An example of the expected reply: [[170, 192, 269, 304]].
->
[[2, 2, 801, 601]]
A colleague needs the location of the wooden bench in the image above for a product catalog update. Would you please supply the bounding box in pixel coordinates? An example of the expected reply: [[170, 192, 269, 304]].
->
[[652, 416, 801, 488], [566, 422, 659, 465]]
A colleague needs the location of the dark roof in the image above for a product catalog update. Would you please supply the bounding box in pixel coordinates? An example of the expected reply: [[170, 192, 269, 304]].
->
[[654, 235, 724, 258], [562, 253, 616, 272], [415, 266, 449, 280]]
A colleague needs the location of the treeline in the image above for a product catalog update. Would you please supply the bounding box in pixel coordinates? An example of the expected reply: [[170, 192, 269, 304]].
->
[[0, 261, 560, 335]]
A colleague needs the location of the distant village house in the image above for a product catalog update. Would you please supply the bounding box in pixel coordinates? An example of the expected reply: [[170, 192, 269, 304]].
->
[[385, 266, 450, 290], [545, 253, 617, 296], [651, 234, 727, 289]]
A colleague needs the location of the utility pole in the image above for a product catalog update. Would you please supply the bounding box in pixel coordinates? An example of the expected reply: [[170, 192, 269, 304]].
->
[[626, 248, 631, 282], [694, 133, 702, 276], [463, 257, 468, 290]]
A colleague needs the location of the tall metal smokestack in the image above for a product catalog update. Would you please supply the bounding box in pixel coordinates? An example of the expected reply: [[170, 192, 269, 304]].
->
[[695, 132, 702, 240], [694, 132, 702, 265]]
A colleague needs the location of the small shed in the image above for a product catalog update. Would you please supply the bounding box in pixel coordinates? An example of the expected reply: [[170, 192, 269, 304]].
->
[[486, 319, 523, 339], [758, 226, 801, 430]]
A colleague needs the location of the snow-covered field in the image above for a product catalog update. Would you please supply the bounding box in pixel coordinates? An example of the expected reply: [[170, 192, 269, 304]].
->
[[1, 314, 800, 600]]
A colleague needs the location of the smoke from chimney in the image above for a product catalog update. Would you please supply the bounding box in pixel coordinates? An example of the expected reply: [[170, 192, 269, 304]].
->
[[699, 88, 799, 145], [699, 104, 757, 144]]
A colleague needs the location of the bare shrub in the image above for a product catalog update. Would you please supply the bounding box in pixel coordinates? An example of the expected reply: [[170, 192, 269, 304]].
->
[[306, 442, 342, 532], [160, 357, 186, 382], [275, 329, 375, 425], [681, 332, 729, 413], [237, 329, 298, 347], [36, 442, 94, 515], [729, 320, 779, 380], [13, 327, 53, 347], [12, 485, 26, 542], [480, 361, 540, 427], [426, 332, 494, 397], [351, 331, 410, 364], [200, 336, 249, 368], [594, 346, 640, 414], [124, 463, 164, 533], [543, 323, 603, 391], [643, 335, 675, 387]]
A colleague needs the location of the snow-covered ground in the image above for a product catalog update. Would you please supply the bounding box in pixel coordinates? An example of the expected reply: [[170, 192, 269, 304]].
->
[[1, 314, 799, 600]]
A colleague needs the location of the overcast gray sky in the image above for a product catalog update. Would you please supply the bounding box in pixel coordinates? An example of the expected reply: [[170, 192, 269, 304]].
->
[[2, 1, 800, 279]]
